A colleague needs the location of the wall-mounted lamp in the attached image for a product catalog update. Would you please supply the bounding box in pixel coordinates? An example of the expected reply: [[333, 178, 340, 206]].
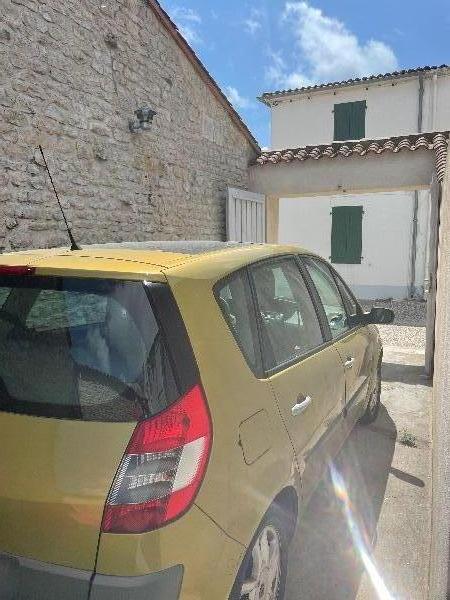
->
[[129, 107, 157, 133]]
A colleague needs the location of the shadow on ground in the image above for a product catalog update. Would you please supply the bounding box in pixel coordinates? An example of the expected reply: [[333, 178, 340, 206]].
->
[[285, 405, 397, 599], [381, 362, 431, 386]]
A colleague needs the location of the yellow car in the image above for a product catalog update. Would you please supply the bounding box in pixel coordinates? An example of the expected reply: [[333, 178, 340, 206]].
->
[[0, 242, 393, 600]]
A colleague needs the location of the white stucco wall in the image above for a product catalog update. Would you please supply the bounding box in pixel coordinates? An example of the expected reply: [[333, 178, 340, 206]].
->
[[279, 191, 430, 300], [271, 71, 448, 300], [270, 71, 450, 149]]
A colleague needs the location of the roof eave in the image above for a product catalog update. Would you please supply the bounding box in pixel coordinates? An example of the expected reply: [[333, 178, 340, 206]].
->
[[260, 65, 450, 104], [257, 95, 272, 107], [253, 131, 449, 184], [148, 0, 260, 153]]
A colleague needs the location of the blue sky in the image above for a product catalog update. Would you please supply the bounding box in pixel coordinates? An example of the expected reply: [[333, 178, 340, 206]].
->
[[164, 1, 449, 148]]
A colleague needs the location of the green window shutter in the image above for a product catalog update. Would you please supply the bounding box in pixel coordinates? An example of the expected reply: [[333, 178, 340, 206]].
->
[[334, 103, 350, 141], [333, 101, 366, 140], [331, 206, 363, 264], [349, 101, 366, 139]]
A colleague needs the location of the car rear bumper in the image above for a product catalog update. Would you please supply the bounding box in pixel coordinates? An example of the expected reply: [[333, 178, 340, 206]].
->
[[0, 552, 183, 600], [90, 566, 183, 600]]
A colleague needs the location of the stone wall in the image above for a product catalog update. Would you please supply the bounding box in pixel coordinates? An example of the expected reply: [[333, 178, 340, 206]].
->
[[0, 0, 257, 251]]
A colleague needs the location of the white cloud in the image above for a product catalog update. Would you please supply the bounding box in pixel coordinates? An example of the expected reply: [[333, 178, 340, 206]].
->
[[267, 2, 398, 89], [266, 50, 313, 89], [245, 18, 261, 35], [393, 27, 405, 37], [244, 8, 264, 36], [169, 6, 201, 23], [224, 86, 252, 110], [168, 6, 202, 45]]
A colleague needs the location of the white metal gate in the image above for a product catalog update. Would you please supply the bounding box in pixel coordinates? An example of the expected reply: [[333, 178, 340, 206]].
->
[[226, 187, 265, 242]]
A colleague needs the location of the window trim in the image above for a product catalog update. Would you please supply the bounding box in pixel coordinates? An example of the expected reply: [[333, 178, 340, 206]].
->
[[248, 255, 328, 377], [245, 264, 267, 378], [328, 266, 364, 318], [213, 253, 369, 380], [145, 282, 199, 397], [213, 266, 264, 379], [299, 255, 366, 343], [295, 255, 332, 342]]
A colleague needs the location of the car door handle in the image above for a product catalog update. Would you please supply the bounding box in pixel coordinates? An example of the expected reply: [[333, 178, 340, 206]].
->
[[292, 395, 312, 416], [344, 357, 355, 369]]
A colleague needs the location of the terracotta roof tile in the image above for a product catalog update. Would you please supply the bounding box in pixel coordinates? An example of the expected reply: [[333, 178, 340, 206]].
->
[[259, 65, 449, 104], [255, 132, 449, 182]]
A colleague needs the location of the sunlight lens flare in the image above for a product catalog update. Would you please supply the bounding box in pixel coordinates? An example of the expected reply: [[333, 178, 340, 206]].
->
[[329, 462, 395, 600]]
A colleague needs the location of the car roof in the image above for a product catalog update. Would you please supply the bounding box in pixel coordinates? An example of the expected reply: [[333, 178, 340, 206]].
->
[[89, 240, 244, 255], [0, 241, 313, 281]]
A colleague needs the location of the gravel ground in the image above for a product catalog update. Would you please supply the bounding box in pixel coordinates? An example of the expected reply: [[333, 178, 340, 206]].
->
[[376, 324, 426, 350], [359, 299, 426, 350]]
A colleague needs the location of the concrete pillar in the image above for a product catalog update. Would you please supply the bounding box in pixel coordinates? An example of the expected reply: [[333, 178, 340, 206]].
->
[[429, 152, 450, 599], [266, 196, 280, 243]]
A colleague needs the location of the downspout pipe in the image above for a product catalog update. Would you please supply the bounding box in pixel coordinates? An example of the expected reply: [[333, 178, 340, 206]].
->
[[409, 72, 424, 298], [424, 72, 439, 297]]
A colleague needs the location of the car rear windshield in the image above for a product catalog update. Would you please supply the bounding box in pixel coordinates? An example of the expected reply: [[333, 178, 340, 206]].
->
[[0, 276, 185, 422]]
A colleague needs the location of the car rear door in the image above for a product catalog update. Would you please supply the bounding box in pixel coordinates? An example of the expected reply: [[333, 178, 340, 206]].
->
[[301, 256, 373, 428], [248, 257, 346, 501]]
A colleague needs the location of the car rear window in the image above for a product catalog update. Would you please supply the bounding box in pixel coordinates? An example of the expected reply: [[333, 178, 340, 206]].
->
[[0, 276, 184, 422]]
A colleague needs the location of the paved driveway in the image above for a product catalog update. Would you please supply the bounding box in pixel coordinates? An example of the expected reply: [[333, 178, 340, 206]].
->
[[285, 346, 431, 599]]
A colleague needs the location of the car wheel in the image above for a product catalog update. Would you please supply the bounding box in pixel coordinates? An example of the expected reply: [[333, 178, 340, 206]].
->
[[359, 359, 382, 425], [230, 509, 289, 600]]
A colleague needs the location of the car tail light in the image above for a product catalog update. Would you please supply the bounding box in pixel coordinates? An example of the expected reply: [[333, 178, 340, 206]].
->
[[0, 266, 35, 276], [101, 384, 212, 534]]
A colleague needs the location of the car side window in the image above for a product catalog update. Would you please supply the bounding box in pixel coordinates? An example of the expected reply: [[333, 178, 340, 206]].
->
[[303, 257, 350, 339], [0, 287, 9, 310], [216, 270, 260, 374], [250, 258, 324, 371], [333, 273, 361, 319]]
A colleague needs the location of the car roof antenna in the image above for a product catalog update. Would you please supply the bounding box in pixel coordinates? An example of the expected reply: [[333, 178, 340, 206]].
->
[[38, 145, 81, 251]]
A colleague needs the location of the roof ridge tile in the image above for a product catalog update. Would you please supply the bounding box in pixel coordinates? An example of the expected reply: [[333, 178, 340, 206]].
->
[[259, 65, 449, 102], [255, 132, 449, 181]]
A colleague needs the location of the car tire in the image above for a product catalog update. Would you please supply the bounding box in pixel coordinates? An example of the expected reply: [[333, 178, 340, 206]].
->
[[229, 506, 290, 600], [359, 359, 382, 425]]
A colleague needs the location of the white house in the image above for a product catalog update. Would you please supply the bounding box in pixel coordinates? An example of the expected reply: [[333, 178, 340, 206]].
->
[[259, 65, 450, 300]]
